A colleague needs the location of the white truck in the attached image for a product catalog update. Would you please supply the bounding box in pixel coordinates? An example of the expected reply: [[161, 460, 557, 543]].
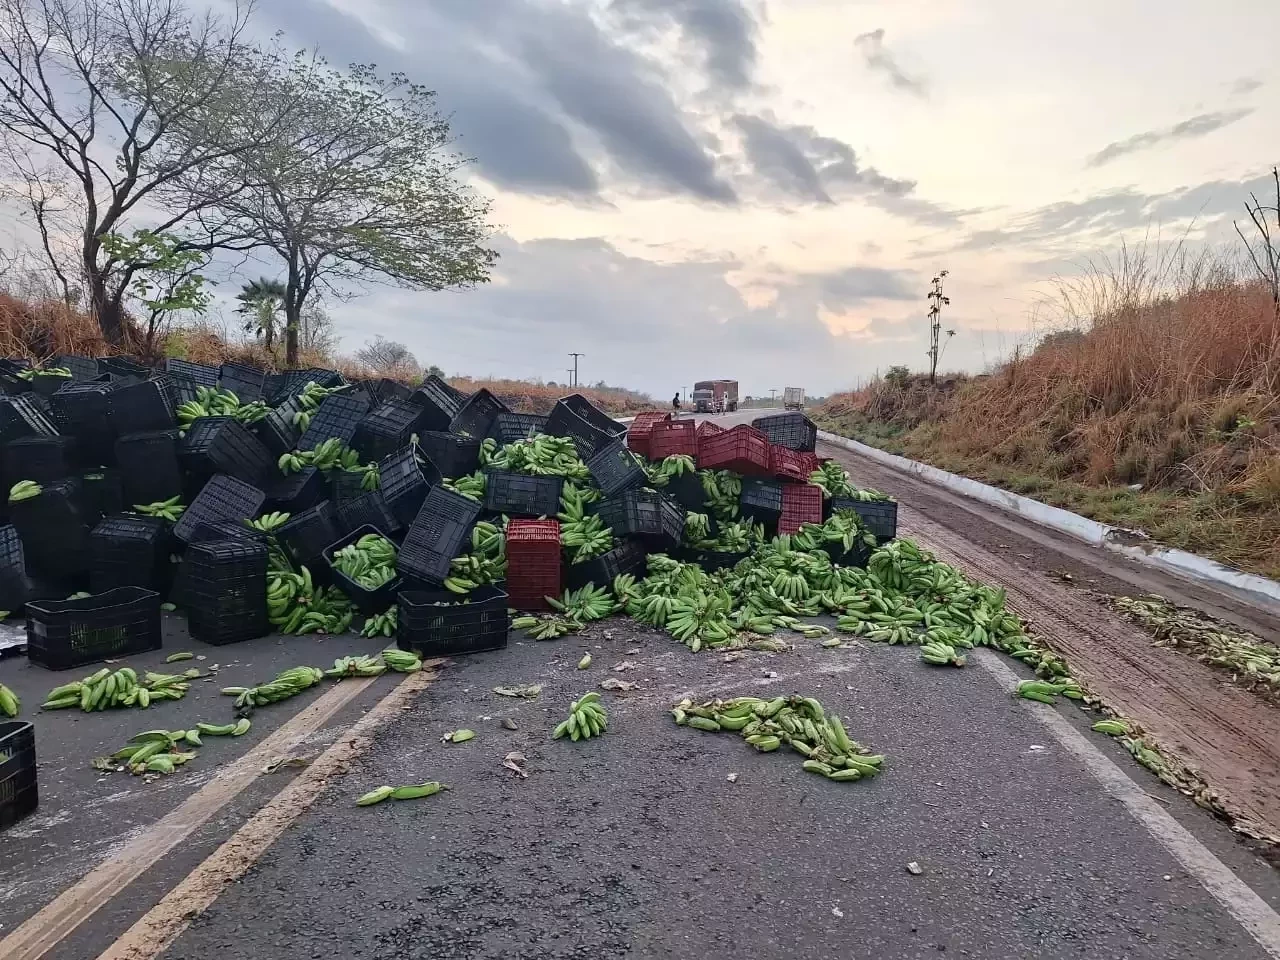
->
[[783, 387, 805, 410]]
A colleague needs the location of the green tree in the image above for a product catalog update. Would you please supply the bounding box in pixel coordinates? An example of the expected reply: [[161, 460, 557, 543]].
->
[[170, 54, 496, 366], [236, 277, 287, 352], [98, 229, 210, 353]]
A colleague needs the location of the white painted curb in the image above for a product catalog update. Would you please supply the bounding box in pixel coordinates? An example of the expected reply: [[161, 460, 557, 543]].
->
[[816, 430, 1280, 607]]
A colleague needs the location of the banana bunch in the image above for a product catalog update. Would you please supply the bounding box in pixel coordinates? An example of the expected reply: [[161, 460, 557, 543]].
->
[[664, 590, 735, 652], [559, 488, 614, 563], [42, 666, 198, 711], [198, 719, 252, 736], [478, 437, 499, 467], [920, 640, 965, 667], [790, 511, 875, 554], [361, 607, 398, 638], [324, 655, 386, 678], [94, 729, 202, 776], [223, 665, 326, 710], [700, 470, 742, 520], [8, 480, 41, 503], [683, 511, 711, 543], [866, 539, 928, 592], [381, 645, 422, 672], [807, 460, 854, 498], [249, 511, 292, 533], [176, 386, 244, 429], [278, 451, 306, 474], [17, 365, 72, 380], [552, 692, 608, 740], [357, 781, 446, 806], [291, 380, 349, 426], [655, 454, 696, 478], [488, 435, 590, 480], [0, 682, 19, 717], [673, 694, 884, 783], [447, 520, 507, 589], [512, 614, 583, 640], [361, 463, 380, 491], [234, 401, 271, 424], [292, 409, 313, 433], [445, 470, 487, 502], [133, 496, 184, 521], [313, 438, 361, 471], [333, 533, 398, 590], [1015, 678, 1083, 703], [268, 567, 354, 634], [548, 584, 615, 622], [1092, 719, 1131, 736]]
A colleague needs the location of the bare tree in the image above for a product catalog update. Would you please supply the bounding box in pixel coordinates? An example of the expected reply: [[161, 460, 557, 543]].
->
[[356, 335, 417, 372], [1235, 166, 1280, 315], [0, 0, 291, 343]]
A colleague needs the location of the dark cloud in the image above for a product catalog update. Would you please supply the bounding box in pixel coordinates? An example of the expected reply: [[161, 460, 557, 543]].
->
[[732, 113, 915, 205], [854, 28, 927, 98], [610, 0, 760, 90], [816, 266, 917, 307], [1085, 109, 1254, 167]]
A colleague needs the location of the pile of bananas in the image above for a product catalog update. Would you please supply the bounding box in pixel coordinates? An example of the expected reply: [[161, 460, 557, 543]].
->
[[920, 640, 966, 667], [278, 439, 362, 474], [789, 511, 876, 554], [0, 682, 19, 717], [682, 511, 711, 543], [289, 380, 351, 433], [552, 692, 608, 740], [361, 607, 398, 638], [8, 480, 41, 503], [446, 520, 507, 592], [233, 400, 271, 424], [267, 567, 354, 634], [176, 386, 253, 430], [674, 694, 884, 783], [444, 470, 486, 501], [325, 655, 386, 678], [133, 496, 185, 521], [381, 646, 422, 672], [547, 584, 616, 622], [486, 435, 590, 480], [646, 455, 696, 487], [700, 470, 742, 520], [333, 533, 398, 590], [92, 721, 250, 776], [1015, 678, 1084, 703], [17, 365, 72, 380], [249, 511, 292, 533], [223, 665, 326, 710], [357, 781, 446, 806], [558, 484, 613, 562], [41, 666, 199, 711], [511, 614, 583, 640]]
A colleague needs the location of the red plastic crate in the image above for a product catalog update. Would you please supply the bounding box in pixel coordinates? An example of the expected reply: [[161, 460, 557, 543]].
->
[[779, 483, 824, 534], [696, 420, 725, 441], [648, 419, 698, 460], [770, 446, 821, 482], [626, 411, 671, 457], [696, 424, 771, 475], [506, 519, 562, 611]]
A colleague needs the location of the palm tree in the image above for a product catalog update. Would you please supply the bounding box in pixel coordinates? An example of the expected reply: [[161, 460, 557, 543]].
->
[[235, 278, 287, 353]]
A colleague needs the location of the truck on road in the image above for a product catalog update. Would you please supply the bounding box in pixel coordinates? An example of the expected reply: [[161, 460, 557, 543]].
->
[[692, 379, 738, 413], [783, 386, 805, 410]]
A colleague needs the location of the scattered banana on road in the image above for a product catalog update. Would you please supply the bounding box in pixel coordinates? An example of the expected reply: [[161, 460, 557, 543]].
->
[[42, 667, 199, 711], [222, 666, 326, 711], [0, 682, 19, 717], [361, 607, 398, 638], [381, 646, 422, 672], [552, 692, 608, 741], [8, 480, 41, 502], [357, 781, 446, 806]]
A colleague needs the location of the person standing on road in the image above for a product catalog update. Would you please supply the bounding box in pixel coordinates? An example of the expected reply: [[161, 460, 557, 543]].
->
[[672, 392, 681, 415]]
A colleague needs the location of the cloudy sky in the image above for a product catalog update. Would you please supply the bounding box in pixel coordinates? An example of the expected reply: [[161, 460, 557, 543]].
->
[[84, 2, 1280, 396]]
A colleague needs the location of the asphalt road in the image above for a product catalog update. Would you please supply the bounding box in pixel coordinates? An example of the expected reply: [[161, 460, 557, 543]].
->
[[1, 414, 1278, 960]]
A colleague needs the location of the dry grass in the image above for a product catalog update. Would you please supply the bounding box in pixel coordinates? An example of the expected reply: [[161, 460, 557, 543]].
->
[[815, 250, 1280, 578]]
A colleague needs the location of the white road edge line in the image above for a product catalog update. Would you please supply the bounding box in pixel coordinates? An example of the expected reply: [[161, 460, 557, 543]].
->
[[975, 649, 1280, 958]]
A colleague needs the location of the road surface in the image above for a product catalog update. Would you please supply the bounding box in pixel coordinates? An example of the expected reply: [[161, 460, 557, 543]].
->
[[0, 413, 1277, 960]]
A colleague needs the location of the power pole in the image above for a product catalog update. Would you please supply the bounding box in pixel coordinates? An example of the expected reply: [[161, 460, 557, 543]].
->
[[927, 271, 953, 385], [568, 353, 584, 388], [769, 388, 777, 406]]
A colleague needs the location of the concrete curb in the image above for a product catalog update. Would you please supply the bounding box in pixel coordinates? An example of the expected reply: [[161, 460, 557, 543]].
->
[[817, 430, 1280, 607]]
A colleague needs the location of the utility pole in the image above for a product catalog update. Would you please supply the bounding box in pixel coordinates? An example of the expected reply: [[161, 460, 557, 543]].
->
[[927, 271, 953, 385], [568, 353, 584, 388], [769, 388, 777, 406]]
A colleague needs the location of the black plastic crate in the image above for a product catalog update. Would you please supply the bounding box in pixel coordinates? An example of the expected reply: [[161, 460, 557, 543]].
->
[[414, 374, 465, 420], [352, 399, 427, 463], [180, 417, 274, 486], [322, 524, 401, 615], [416, 430, 480, 479], [751, 412, 817, 453], [188, 519, 265, 545], [89, 515, 171, 593], [826, 538, 872, 569], [25, 586, 161, 670], [9, 478, 91, 577], [586, 440, 647, 498], [297, 393, 371, 452], [219, 362, 265, 402], [30, 371, 73, 397], [254, 396, 302, 456], [172, 475, 266, 544], [482, 470, 562, 517], [265, 466, 325, 512], [106, 378, 174, 434], [185, 539, 268, 645], [448, 388, 507, 439], [665, 471, 707, 512], [397, 486, 481, 584], [0, 395, 58, 444], [4, 436, 75, 484], [163, 358, 219, 387], [561, 394, 627, 437], [739, 478, 785, 526], [266, 368, 341, 404], [396, 584, 509, 657], [830, 496, 898, 544], [565, 539, 647, 591], [54, 354, 101, 381], [375, 378, 414, 404], [330, 468, 371, 504], [99, 355, 151, 380], [489, 412, 549, 445], [546, 401, 610, 460], [0, 524, 26, 613], [379, 445, 442, 527], [0, 721, 37, 832], [593, 489, 683, 550], [79, 469, 124, 521], [50, 380, 116, 466], [116, 430, 183, 506], [690, 549, 748, 573], [337, 491, 403, 538], [277, 501, 341, 568]]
